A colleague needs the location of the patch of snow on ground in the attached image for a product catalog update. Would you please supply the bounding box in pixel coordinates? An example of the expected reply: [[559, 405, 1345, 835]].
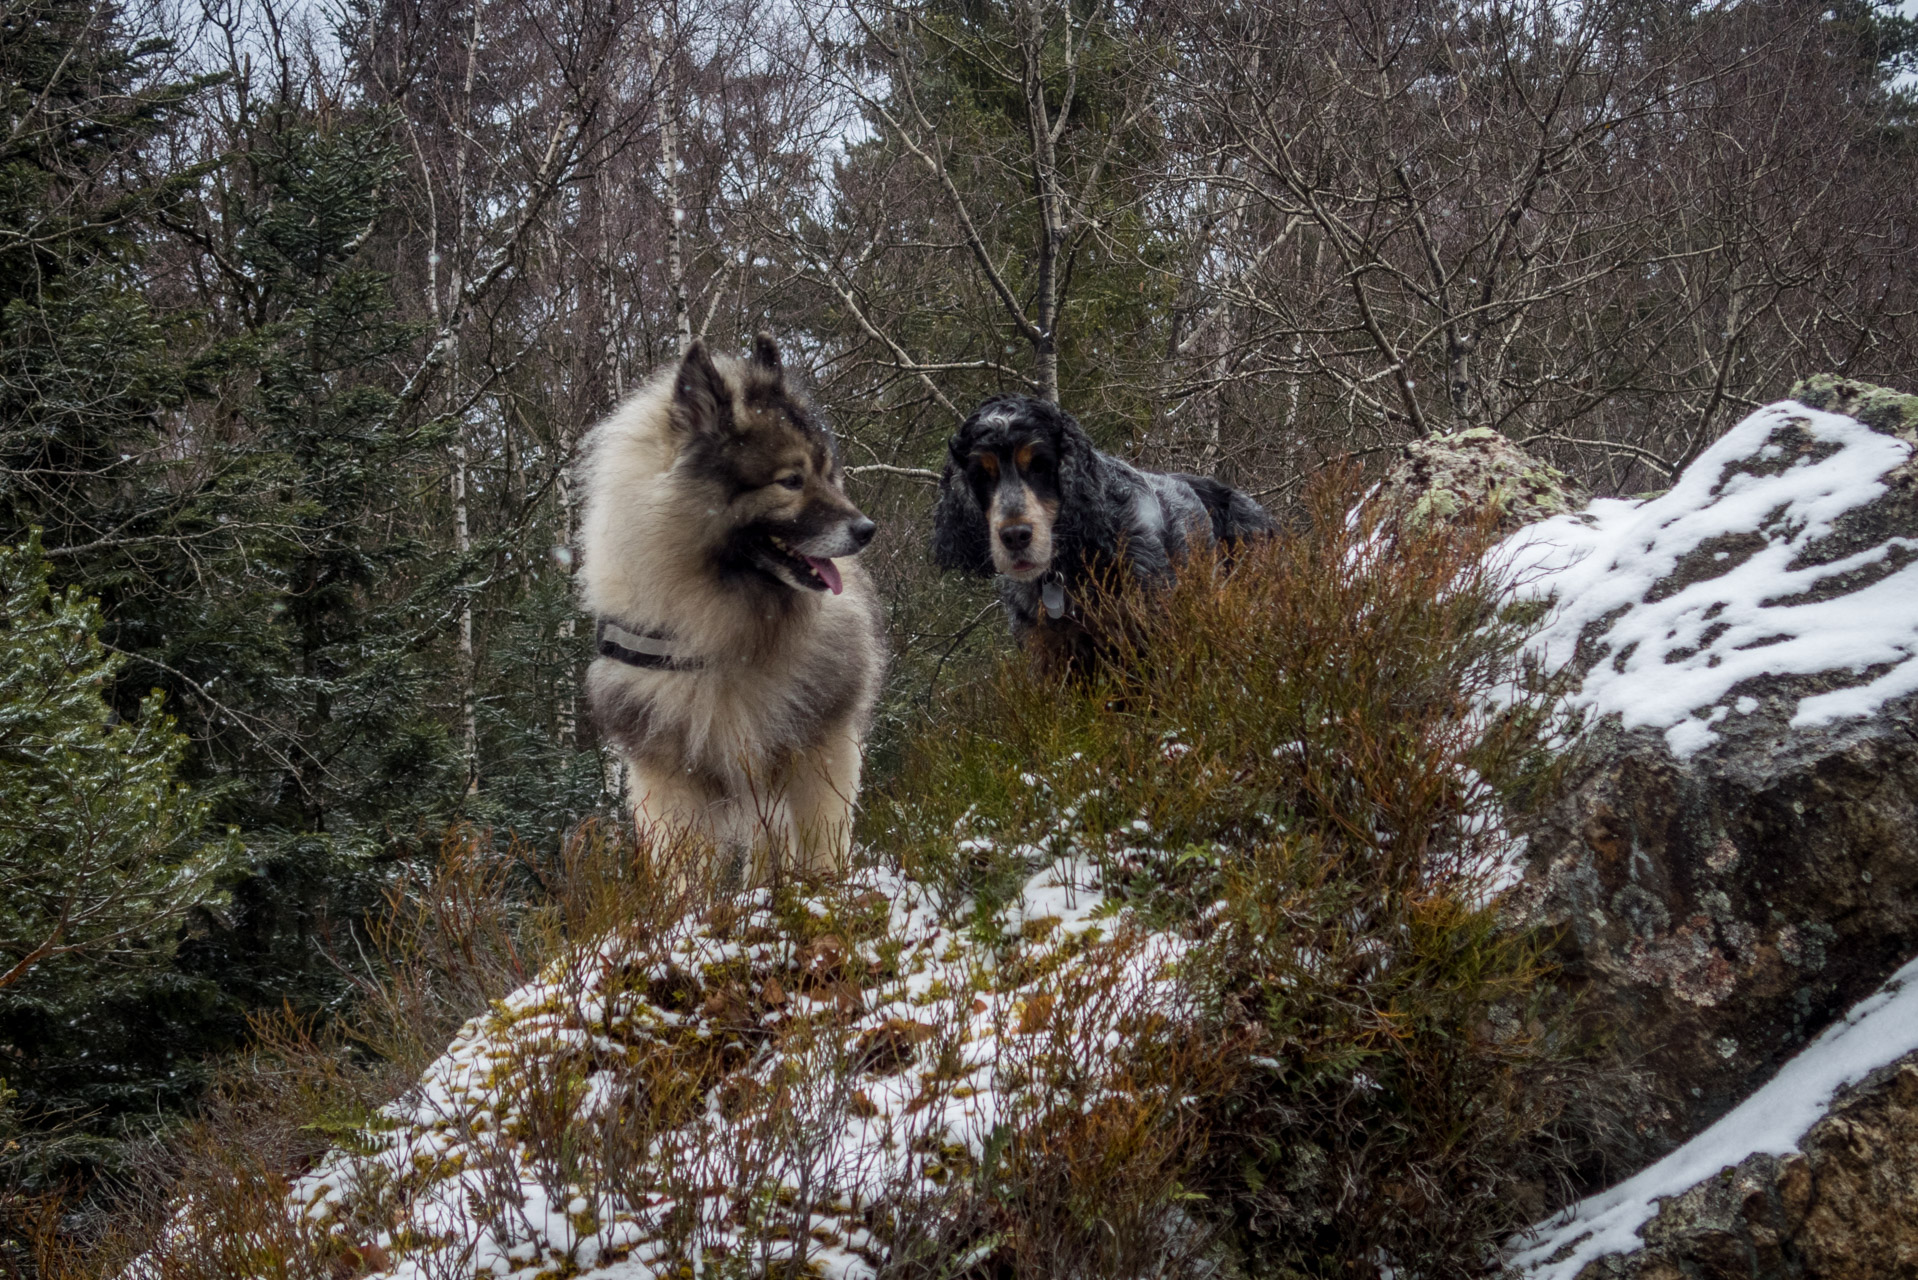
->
[[1506, 954, 1918, 1278], [1498, 399, 1917, 757], [277, 857, 1191, 1280]]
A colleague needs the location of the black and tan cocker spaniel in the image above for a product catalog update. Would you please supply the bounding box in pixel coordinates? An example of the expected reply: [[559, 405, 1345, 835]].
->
[[932, 394, 1275, 673]]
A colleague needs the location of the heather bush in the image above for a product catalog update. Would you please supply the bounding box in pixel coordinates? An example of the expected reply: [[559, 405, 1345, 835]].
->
[[871, 472, 1596, 1275]]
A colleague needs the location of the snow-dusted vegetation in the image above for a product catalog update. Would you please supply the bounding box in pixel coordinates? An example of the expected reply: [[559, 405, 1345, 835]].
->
[[272, 860, 1190, 1280], [129, 476, 1600, 1279]]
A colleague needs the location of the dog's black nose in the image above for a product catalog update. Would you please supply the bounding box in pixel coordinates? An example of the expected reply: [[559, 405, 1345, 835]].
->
[[849, 517, 877, 549], [999, 523, 1033, 552]]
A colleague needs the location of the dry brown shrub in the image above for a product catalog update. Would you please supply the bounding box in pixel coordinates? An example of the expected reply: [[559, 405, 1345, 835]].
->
[[941, 928, 1245, 1279], [0, 1187, 87, 1280], [874, 469, 1612, 1276]]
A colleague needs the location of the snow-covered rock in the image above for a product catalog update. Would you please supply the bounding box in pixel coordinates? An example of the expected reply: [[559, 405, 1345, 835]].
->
[[1504, 380, 1918, 760], [1496, 377, 1918, 1179], [1508, 957, 1918, 1280]]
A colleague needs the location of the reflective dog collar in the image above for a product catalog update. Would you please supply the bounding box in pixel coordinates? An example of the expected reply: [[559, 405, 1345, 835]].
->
[[595, 618, 703, 671]]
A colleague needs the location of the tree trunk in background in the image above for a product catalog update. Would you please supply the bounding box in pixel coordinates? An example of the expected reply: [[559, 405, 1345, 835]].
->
[[652, 25, 692, 358]]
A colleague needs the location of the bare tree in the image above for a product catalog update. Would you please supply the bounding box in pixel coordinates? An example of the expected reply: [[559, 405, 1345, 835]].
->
[[1156, 0, 1918, 494], [792, 0, 1169, 410]]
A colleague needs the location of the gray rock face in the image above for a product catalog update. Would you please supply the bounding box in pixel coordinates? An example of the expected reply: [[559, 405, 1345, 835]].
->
[[1549, 1054, 1918, 1280], [1510, 706, 1918, 1140], [1501, 378, 1918, 1143], [1374, 426, 1590, 535]]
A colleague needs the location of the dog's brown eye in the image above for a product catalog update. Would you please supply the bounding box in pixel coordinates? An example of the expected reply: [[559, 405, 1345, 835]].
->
[[776, 474, 803, 490]]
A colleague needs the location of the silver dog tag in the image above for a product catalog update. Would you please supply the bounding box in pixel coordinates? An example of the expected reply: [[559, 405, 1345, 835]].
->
[[1042, 578, 1065, 619]]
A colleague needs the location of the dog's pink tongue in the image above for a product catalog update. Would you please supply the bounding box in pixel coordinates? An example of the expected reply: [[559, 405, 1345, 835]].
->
[[807, 556, 844, 595]]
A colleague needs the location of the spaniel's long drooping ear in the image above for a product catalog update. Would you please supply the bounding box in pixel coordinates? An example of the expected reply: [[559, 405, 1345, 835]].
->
[[1049, 406, 1125, 565], [931, 455, 993, 575], [672, 340, 733, 439]]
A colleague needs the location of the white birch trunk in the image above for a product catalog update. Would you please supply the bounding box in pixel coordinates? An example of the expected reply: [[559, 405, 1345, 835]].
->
[[452, 2, 481, 794], [651, 28, 692, 357]]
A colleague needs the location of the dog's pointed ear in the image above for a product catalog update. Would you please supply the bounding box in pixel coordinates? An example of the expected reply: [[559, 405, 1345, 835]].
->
[[931, 452, 993, 575], [672, 341, 732, 439], [751, 331, 782, 375]]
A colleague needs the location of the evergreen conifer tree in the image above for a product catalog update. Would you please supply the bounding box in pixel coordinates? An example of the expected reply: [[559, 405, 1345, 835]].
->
[[0, 535, 238, 1175], [0, 0, 213, 545], [141, 110, 467, 1040]]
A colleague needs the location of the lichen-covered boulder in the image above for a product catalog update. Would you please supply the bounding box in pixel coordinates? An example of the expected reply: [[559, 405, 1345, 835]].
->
[[1500, 378, 1918, 1144], [1792, 372, 1918, 436], [1374, 426, 1590, 535], [1619, 1066, 1918, 1280]]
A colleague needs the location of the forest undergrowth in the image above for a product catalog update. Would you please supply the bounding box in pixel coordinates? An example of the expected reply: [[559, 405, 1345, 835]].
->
[[14, 477, 1633, 1280], [872, 475, 1631, 1274]]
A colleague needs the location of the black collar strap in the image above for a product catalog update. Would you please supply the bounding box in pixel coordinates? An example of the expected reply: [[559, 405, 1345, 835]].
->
[[596, 618, 703, 671]]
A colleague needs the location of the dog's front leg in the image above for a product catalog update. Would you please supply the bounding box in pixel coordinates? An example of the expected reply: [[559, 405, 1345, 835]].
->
[[782, 732, 863, 879], [630, 764, 754, 890]]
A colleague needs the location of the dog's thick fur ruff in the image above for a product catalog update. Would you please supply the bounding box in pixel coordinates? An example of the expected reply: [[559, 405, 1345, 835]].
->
[[578, 335, 886, 882], [932, 394, 1274, 672]]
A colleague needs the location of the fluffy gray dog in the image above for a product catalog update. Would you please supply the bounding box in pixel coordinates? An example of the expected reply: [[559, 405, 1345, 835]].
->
[[578, 335, 886, 883]]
